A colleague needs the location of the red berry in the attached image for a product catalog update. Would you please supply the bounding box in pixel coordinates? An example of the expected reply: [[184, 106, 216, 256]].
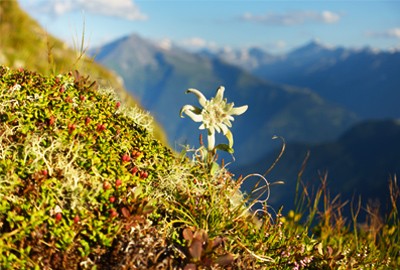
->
[[109, 196, 116, 203], [68, 123, 76, 133], [115, 179, 122, 187], [140, 171, 148, 179], [49, 116, 56, 126], [103, 181, 111, 190], [80, 95, 86, 101], [96, 124, 106, 132], [110, 209, 118, 218], [131, 167, 138, 175], [42, 170, 48, 176], [116, 101, 121, 108], [73, 215, 80, 224], [85, 117, 91, 125], [121, 154, 130, 162], [55, 212, 62, 222]]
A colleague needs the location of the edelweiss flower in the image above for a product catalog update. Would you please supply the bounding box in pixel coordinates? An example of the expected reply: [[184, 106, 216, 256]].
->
[[180, 86, 248, 151]]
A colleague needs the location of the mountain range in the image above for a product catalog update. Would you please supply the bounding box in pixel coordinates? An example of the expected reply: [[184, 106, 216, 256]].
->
[[203, 40, 400, 119], [91, 34, 358, 166]]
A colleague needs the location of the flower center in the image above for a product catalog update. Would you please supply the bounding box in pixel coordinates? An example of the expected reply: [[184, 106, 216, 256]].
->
[[202, 100, 227, 127]]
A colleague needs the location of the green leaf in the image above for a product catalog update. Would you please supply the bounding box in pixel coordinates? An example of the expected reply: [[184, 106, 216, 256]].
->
[[215, 144, 234, 154], [210, 161, 220, 176]]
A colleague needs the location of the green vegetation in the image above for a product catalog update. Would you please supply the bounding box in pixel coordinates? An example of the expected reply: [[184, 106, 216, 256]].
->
[[1, 66, 399, 269]]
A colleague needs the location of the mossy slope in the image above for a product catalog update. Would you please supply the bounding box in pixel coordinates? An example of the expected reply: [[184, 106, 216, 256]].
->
[[0, 66, 175, 268], [1, 67, 400, 269], [0, 0, 167, 143], [0, 66, 270, 269]]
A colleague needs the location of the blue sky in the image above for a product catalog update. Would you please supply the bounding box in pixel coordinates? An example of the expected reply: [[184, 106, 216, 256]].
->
[[19, 0, 400, 53]]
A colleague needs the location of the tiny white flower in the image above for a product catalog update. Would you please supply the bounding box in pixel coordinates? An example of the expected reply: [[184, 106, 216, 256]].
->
[[11, 84, 21, 91], [180, 86, 248, 151], [50, 205, 62, 216]]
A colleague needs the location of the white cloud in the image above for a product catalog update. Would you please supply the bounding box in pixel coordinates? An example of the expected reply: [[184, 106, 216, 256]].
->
[[239, 10, 342, 25], [321, 11, 340, 24], [388, 28, 400, 38], [33, 0, 147, 21], [158, 38, 172, 51], [181, 37, 207, 48], [180, 37, 218, 50], [368, 27, 400, 39], [269, 40, 287, 50]]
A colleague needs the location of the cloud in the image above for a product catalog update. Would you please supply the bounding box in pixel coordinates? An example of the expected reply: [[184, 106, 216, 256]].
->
[[33, 0, 147, 21], [158, 38, 173, 51], [367, 27, 400, 39], [239, 10, 341, 25], [180, 37, 218, 50], [181, 37, 208, 48], [265, 40, 287, 51]]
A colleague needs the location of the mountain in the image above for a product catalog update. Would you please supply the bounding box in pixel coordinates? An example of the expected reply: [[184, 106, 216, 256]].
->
[[207, 40, 400, 119], [91, 34, 358, 166], [198, 46, 279, 71], [236, 119, 400, 216]]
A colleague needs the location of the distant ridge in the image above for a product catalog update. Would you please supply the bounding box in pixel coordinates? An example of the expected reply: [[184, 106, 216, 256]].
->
[[237, 118, 400, 215], [205, 40, 400, 119]]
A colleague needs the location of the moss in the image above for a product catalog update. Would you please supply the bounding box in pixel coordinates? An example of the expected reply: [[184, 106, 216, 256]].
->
[[0, 66, 175, 268], [0, 66, 260, 269]]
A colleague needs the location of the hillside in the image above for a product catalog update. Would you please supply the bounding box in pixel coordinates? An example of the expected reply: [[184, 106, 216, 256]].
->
[[0, 0, 167, 143], [91, 34, 358, 166], [237, 119, 400, 215], [1, 65, 399, 269]]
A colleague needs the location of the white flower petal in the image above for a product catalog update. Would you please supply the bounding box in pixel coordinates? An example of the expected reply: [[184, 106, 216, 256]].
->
[[199, 123, 206, 130], [186, 88, 208, 107], [180, 105, 201, 116], [223, 119, 233, 127], [180, 105, 203, 122], [215, 86, 225, 103], [226, 116, 234, 122], [214, 124, 221, 133], [225, 129, 234, 148], [225, 102, 234, 111], [230, 105, 248, 116], [219, 123, 229, 135]]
